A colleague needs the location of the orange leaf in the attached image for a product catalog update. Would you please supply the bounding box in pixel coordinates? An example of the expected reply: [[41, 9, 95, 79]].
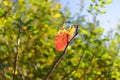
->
[[55, 24, 75, 51]]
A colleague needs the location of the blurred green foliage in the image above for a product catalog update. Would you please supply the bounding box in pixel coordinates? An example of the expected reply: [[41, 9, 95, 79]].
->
[[0, 0, 120, 80]]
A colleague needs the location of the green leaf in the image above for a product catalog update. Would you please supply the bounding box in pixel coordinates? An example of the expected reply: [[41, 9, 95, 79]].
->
[[89, 4, 93, 9], [94, 28, 104, 33], [105, 0, 112, 4], [91, 0, 95, 3], [101, 10, 106, 14], [0, 9, 5, 16], [81, 29, 89, 36], [99, 0, 104, 2], [94, 5, 100, 11]]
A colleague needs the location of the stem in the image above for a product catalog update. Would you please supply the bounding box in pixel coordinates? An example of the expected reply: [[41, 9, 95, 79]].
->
[[13, 26, 21, 80], [0, 0, 3, 4], [79, 55, 95, 79], [62, 54, 83, 79], [0, 2, 16, 18], [44, 25, 78, 80]]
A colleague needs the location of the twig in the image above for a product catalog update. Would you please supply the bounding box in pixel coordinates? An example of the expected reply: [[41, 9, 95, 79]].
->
[[13, 20, 21, 80], [62, 55, 83, 79], [79, 55, 95, 79], [44, 25, 78, 80], [0, 0, 3, 4], [0, 2, 16, 18]]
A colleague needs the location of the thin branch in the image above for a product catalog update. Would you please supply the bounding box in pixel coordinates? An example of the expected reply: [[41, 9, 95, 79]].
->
[[79, 55, 95, 79], [62, 55, 83, 79], [44, 25, 78, 80], [0, 0, 3, 4], [13, 20, 21, 80], [0, 2, 16, 18]]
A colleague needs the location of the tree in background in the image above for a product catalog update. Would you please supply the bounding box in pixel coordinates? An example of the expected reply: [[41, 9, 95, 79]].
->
[[0, 0, 120, 80]]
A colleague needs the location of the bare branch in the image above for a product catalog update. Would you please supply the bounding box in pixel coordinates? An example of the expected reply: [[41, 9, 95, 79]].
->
[[62, 55, 83, 79], [0, 2, 16, 18], [44, 25, 79, 80], [13, 19, 22, 80], [79, 55, 95, 79], [0, 0, 3, 4]]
